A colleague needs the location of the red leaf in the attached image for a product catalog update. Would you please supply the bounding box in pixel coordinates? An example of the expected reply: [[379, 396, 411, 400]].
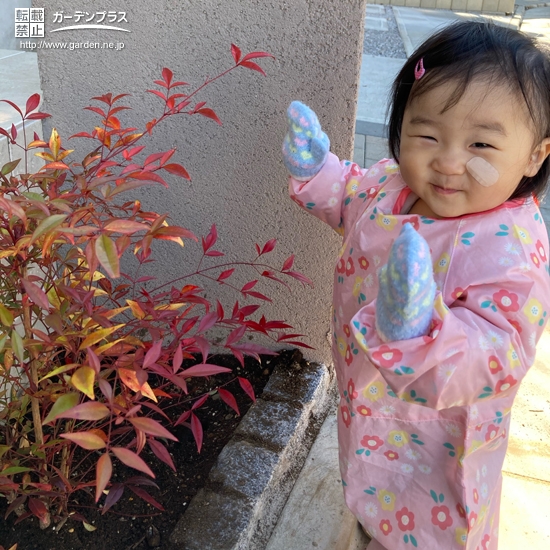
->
[[225, 325, 246, 347], [95, 452, 112, 502], [239, 304, 261, 317], [197, 108, 222, 125], [260, 239, 277, 255], [174, 409, 191, 427], [197, 311, 218, 334], [216, 300, 225, 321], [28, 498, 48, 521], [191, 394, 208, 410], [190, 413, 203, 453], [127, 485, 164, 511], [287, 271, 314, 286], [172, 343, 183, 374], [201, 224, 217, 252], [231, 43, 241, 63], [218, 389, 239, 416], [25, 93, 41, 115], [217, 268, 235, 282], [244, 291, 272, 302], [181, 363, 232, 377], [282, 254, 295, 272], [241, 51, 274, 63], [84, 106, 106, 117], [22, 278, 50, 310], [128, 416, 178, 441], [148, 439, 176, 472], [143, 340, 162, 369], [70, 131, 94, 139], [26, 112, 51, 120], [284, 341, 315, 349], [239, 60, 266, 76], [10, 124, 17, 141], [56, 401, 110, 421], [101, 483, 124, 514], [205, 250, 224, 257], [241, 280, 258, 292], [112, 447, 155, 478], [162, 163, 191, 180], [161, 67, 173, 87], [238, 376, 256, 403]]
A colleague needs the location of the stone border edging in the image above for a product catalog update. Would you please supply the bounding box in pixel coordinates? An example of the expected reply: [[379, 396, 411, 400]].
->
[[169, 352, 337, 550]]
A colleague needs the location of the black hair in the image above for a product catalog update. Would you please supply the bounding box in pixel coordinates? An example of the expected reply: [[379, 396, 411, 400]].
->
[[388, 20, 550, 200]]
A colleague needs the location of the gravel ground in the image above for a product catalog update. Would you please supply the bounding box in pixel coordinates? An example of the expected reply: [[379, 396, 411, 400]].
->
[[363, 5, 408, 58]]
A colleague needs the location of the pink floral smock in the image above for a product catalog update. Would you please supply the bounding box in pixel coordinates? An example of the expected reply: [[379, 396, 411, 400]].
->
[[289, 153, 550, 550]]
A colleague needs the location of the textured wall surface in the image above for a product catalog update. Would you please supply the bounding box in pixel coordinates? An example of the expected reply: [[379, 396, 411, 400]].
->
[[35, 0, 368, 364]]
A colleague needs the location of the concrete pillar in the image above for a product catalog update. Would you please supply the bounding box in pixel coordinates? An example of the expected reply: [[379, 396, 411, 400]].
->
[[35, 0, 368, 364]]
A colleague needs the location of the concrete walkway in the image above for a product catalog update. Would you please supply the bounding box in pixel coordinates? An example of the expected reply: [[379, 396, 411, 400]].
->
[[268, 4, 550, 549]]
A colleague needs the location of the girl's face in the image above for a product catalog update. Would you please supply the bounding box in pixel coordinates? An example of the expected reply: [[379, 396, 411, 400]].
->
[[399, 78, 550, 218]]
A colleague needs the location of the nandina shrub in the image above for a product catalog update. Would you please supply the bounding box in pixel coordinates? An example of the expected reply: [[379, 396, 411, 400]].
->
[[0, 45, 312, 531]]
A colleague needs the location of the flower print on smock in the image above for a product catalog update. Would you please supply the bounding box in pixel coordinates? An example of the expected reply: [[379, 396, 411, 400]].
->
[[289, 153, 550, 550]]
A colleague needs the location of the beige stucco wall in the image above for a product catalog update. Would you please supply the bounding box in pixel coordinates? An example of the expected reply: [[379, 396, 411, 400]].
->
[[35, 0, 368, 365]]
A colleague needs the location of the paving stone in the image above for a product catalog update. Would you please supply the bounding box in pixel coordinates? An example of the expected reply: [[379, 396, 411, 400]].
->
[[261, 361, 333, 418], [169, 488, 253, 550], [208, 440, 279, 499], [234, 399, 307, 451]]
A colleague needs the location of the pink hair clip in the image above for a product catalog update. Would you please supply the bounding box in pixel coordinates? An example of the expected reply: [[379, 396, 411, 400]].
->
[[414, 58, 425, 80]]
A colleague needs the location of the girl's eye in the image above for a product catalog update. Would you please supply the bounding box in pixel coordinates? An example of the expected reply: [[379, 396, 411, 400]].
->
[[420, 136, 436, 141], [472, 142, 491, 149]]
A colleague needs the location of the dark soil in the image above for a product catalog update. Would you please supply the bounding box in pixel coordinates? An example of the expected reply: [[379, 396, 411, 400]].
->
[[0, 351, 298, 550]]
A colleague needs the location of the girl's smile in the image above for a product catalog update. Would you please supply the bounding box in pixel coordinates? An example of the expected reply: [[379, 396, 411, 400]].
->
[[399, 78, 550, 218]]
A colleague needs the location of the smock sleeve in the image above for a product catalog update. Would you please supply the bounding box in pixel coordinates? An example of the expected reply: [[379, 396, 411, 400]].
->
[[289, 153, 396, 235], [350, 247, 550, 410]]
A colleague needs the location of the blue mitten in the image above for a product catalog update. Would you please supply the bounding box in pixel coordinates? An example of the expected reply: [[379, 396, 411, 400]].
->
[[282, 101, 330, 180], [376, 223, 436, 341]]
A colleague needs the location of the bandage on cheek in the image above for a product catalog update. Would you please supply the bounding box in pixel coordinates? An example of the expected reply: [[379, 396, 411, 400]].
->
[[466, 157, 499, 187]]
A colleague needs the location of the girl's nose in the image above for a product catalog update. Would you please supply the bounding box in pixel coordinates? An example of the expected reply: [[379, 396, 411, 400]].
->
[[431, 150, 466, 176]]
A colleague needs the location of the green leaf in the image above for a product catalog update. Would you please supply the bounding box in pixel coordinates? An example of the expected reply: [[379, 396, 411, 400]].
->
[[430, 489, 438, 503], [410, 535, 418, 547], [30, 214, 67, 244], [42, 392, 79, 424], [439, 493, 444, 503], [0, 334, 7, 352], [0, 303, 14, 327], [22, 191, 45, 202], [95, 234, 120, 278], [0, 466, 32, 475], [10, 329, 25, 363], [1, 159, 21, 176], [38, 363, 79, 383]]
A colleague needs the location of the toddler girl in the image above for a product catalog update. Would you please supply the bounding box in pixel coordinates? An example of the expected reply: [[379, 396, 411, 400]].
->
[[283, 21, 550, 549]]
